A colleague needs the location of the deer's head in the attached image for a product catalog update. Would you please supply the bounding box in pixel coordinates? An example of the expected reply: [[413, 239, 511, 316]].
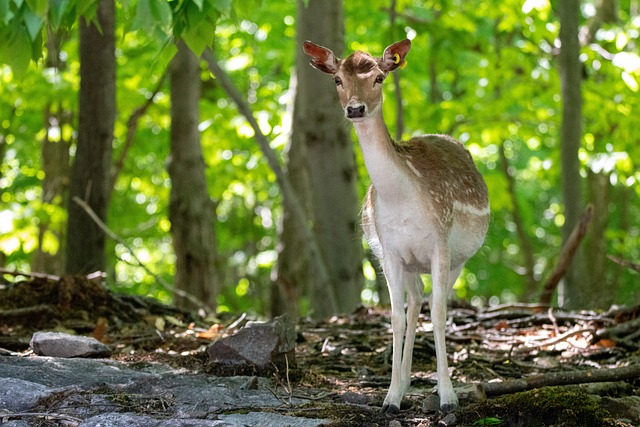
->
[[303, 39, 411, 122]]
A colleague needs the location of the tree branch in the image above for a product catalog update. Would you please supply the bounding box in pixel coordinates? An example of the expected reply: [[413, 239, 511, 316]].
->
[[71, 196, 213, 313], [109, 71, 168, 198], [202, 48, 338, 313], [607, 255, 640, 273], [479, 363, 640, 397], [539, 204, 594, 305]]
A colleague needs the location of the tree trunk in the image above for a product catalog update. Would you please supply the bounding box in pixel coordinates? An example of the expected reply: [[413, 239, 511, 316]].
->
[[585, 170, 613, 308], [33, 26, 71, 275], [168, 41, 219, 312], [557, 0, 588, 309], [273, 0, 363, 319], [65, 0, 115, 275]]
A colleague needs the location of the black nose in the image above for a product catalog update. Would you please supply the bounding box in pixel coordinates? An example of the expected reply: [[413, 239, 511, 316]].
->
[[346, 105, 365, 119]]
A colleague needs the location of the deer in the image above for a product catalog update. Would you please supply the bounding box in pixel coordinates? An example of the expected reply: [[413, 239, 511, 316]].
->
[[303, 39, 489, 414]]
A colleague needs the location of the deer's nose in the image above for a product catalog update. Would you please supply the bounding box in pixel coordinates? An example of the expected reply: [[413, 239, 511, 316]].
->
[[346, 105, 366, 119]]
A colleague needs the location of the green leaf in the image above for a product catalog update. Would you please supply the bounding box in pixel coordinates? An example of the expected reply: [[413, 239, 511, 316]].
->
[[22, 7, 43, 41], [473, 417, 503, 425], [76, 0, 99, 20], [48, 0, 70, 30], [0, 26, 32, 75], [136, 0, 172, 32], [0, 0, 13, 26], [211, 0, 231, 17], [234, 0, 261, 17], [181, 22, 213, 56], [192, 0, 204, 11], [23, 0, 46, 15], [150, 0, 172, 29]]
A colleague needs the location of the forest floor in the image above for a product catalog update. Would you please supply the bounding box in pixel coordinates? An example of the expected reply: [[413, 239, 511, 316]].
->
[[1, 273, 639, 426]]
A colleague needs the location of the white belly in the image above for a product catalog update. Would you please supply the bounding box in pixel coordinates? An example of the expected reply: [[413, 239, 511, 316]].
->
[[364, 193, 488, 274]]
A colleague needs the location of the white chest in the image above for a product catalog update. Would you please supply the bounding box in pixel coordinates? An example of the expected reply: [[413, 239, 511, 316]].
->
[[373, 194, 440, 273]]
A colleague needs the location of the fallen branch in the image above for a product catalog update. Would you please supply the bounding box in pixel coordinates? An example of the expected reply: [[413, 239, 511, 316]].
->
[[483, 302, 550, 314], [513, 327, 596, 353], [0, 412, 82, 424], [72, 196, 212, 313], [0, 268, 103, 283], [539, 204, 594, 305], [479, 363, 640, 397], [0, 268, 61, 282], [607, 255, 640, 273], [0, 304, 56, 321], [593, 315, 640, 350]]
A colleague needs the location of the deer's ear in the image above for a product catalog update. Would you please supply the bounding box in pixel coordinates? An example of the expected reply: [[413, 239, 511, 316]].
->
[[379, 39, 411, 73], [303, 41, 340, 74]]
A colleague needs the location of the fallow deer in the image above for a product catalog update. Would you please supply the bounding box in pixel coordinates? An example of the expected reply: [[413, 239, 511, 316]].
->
[[303, 39, 489, 414]]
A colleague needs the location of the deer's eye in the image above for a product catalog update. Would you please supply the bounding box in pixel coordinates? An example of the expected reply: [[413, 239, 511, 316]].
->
[[375, 75, 385, 85], [334, 77, 342, 86]]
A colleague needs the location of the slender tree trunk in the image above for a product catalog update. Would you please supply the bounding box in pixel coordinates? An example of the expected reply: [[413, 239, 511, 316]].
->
[[273, 0, 363, 319], [168, 42, 219, 312], [557, 0, 588, 308], [585, 170, 612, 308], [33, 26, 71, 275], [65, 0, 115, 275]]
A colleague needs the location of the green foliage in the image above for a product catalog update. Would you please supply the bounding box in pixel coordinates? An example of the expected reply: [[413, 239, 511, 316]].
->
[[0, 0, 638, 313]]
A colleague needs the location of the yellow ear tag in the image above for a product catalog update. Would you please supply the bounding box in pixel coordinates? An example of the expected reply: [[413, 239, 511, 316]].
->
[[393, 53, 408, 69]]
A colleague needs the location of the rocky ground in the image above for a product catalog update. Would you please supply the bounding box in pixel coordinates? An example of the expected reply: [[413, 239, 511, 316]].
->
[[1, 272, 639, 426]]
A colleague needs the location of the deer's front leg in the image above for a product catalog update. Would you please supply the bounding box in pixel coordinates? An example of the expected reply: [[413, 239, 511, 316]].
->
[[399, 273, 424, 396], [381, 258, 406, 414], [431, 249, 460, 413]]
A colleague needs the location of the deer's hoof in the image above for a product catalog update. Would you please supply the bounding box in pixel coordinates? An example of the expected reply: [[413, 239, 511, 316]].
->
[[380, 403, 400, 414], [440, 402, 458, 414]]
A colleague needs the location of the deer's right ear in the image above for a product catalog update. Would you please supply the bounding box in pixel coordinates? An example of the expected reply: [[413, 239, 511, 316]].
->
[[303, 41, 339, 74]]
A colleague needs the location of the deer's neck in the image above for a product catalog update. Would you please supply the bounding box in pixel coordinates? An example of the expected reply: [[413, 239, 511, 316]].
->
[[353, 113, 413, 197]]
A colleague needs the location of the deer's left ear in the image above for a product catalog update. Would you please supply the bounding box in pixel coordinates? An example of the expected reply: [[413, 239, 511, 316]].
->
[[303, 41, 340, 74], [379, 39, 411, 73]]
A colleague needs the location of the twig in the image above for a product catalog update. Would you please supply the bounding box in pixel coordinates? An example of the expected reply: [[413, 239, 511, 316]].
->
[[202, 48, 338, 311], [109, 71, 168, 196], [513, 327, 596, 353], [0, 412, 82, 424], [483, 302, 550, 314], [593, 315, 640, 348], [72, 196, 213, 313], [607, 255, 640, 273], [0, 268, 61, 282], [0, 304, 56, 320], [539, 204, 594, 305], [284, 352, 292, 400], [479, 363, 640, 397], [0, 268, 103, 283]]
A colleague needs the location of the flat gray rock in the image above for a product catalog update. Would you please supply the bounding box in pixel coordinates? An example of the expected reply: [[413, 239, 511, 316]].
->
[[80, 413, 235, 427], [0, 356, 328, 427], [0, 378, 53, 412], [219, 412, 329, 427], [30, 331, 112, 358]]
